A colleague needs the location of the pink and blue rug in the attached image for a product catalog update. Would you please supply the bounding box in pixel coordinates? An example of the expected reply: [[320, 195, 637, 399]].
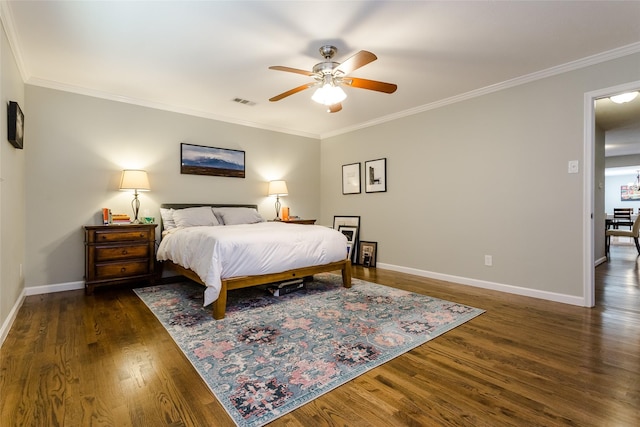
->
[[134, 273, 484, 427]]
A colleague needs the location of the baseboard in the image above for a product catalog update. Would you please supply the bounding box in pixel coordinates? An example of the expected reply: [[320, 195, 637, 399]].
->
[[376, 262, 586, 307], [595, 255, 608, 267], [24, 281, 85, 296], [0, 288, 26, 346]]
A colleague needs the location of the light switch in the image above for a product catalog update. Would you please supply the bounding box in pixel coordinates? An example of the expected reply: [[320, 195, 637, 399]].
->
[[568, 160, 579, 174]]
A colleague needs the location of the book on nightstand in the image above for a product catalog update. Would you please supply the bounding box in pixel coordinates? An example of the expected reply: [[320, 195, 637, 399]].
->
[[267, 279, 304, 296]]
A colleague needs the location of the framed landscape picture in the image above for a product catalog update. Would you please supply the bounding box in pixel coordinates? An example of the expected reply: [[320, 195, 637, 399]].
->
[[181, 143, 245, 178]]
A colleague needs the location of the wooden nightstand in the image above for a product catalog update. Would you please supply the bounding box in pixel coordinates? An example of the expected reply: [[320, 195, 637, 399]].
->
[[282, 219, 316, 225], [84, 224, 157, 294]]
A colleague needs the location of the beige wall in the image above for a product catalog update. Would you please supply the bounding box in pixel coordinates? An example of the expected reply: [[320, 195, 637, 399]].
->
[[24, 86, 319, 288], [321, 52, 640, 302], [0, 18, 25, 335]]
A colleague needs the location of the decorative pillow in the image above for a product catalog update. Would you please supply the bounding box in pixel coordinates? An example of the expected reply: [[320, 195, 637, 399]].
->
[[172, 206, 221, 228], [160, 208, 176, 230], [213, 207, 265, 225]]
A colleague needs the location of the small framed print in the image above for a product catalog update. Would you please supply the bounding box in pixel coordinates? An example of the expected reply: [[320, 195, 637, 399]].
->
[[7, 101, 24, 149], [358, 241, 377, 267], [365, 158, 386, 193], [342, 162, 361, 194], [339, 225, 358, 261], [338, 225, 358, 245], [334, 215, 360, 262]]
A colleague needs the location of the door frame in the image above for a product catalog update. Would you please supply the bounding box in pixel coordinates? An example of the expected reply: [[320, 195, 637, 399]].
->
[[584, 79, 640, 307]]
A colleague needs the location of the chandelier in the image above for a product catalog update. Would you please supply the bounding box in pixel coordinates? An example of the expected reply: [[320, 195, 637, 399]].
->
[[629, 170, 640, 192]]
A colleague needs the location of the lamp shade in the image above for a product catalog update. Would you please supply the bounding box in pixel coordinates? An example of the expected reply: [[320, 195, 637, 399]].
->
[[119, 170, 150, 191], [268, 180, 288, 196]]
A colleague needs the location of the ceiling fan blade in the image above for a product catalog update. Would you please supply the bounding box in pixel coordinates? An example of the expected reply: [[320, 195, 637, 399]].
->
[[328, 103, 342, 113], [269, 82, 316, 102], [269, 66, 314, 76], [346, 77, 397, 94], [334, 50, 377, 75]]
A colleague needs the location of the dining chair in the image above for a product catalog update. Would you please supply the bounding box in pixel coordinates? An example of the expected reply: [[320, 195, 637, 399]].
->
[[606, 214, 640, 257], [612, 208, 634, 230]]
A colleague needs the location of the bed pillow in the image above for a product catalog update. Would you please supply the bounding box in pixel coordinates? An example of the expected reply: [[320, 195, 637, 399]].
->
[[160, 208, 176, 230], [213, 207, 265, 225], [172, 206, 221, 228]]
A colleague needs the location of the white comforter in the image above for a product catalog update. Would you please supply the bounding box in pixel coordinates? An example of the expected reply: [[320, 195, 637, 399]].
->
[[157, 222, 348, 305]]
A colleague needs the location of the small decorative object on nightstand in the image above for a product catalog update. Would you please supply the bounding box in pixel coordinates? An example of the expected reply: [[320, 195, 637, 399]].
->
[[84, 223, 157, 294]]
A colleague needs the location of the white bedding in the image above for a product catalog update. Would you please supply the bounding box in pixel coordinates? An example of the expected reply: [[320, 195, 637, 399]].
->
[[157, 222, 348, 305]]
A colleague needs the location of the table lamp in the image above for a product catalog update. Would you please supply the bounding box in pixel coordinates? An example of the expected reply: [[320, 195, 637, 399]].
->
[[268, 180, 288, 221], [119, 169, 150, 224]]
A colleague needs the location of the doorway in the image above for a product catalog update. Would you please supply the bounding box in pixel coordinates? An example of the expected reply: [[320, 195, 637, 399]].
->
[[585, 80, 640, 307]]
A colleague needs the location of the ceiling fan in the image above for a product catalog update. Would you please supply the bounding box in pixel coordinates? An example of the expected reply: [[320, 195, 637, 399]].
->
[[268, 45, 397, 113]]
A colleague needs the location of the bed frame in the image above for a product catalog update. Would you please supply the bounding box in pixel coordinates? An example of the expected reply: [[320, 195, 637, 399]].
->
[[159, 203, 352, 319]]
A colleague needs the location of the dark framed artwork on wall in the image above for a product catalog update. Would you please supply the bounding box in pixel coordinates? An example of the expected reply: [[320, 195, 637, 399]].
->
[[7, 101, 24, 149], [180, 143, 245, 178], [365, 158, 386, 193]]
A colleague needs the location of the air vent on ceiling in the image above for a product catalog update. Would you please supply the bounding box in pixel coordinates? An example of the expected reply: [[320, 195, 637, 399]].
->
[[232, 97, 256, 106]]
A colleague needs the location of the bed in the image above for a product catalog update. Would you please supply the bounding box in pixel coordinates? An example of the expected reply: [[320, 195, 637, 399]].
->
[[157, 203, 352, 319]]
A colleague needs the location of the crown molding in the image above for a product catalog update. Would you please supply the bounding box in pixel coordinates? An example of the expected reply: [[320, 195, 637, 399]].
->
[[321, 42, 640, 139]]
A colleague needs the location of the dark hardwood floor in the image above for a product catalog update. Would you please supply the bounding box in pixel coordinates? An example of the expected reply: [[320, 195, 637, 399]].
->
[[1, 244, 639, 426]]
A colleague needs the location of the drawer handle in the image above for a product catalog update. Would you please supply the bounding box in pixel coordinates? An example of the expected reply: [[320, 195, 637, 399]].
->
[[139, 233, 145, 238], [121, 249, 128, 255], [121, 267, 127, 273]]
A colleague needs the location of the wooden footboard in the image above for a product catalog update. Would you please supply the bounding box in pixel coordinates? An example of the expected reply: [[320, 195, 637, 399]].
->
[[161, 259, 352, 319]]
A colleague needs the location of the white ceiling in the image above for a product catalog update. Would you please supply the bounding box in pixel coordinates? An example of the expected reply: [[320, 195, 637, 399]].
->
[[3, 1, 640, 140]]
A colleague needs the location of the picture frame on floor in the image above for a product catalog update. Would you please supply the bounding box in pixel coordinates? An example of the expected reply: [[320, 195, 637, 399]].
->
[[333, 215, 360, 262], [358, 241, 377, 267]]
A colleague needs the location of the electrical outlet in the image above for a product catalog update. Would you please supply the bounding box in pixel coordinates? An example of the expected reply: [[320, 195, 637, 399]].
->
[[568, 160, 579, 174], [484, 255, 493, 266]]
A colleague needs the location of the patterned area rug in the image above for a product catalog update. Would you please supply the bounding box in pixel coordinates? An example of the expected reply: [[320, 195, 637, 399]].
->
[[134, 273, 484, 427]]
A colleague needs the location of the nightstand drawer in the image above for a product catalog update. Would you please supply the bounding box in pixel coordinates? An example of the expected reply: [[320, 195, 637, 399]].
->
[[95, 244, 149, 262], [92, 229, 151, 243], [94, 261, 149, 279]]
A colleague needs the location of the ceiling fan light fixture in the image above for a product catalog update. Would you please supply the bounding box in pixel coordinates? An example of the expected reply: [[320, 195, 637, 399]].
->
[[311, 83, 347, 106], [610, 91, 639, 104]]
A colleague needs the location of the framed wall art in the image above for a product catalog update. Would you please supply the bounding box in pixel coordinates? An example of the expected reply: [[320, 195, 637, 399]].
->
[[621, 185, 640, 201], [180, 143, 245, 178], [342, 162, 361, 194], [365, 158, 386, 193], [358, 241, 377, 267], [333, 215, 360, 262], [339, 225, 358, 260], [7, 101, 24, 149]]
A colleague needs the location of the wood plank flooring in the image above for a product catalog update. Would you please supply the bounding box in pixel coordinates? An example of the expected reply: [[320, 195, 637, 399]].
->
[[1, 244, 639, 426]]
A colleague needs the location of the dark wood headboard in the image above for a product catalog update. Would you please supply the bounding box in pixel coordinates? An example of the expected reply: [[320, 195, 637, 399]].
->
[[159, 203, 259, 232]]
